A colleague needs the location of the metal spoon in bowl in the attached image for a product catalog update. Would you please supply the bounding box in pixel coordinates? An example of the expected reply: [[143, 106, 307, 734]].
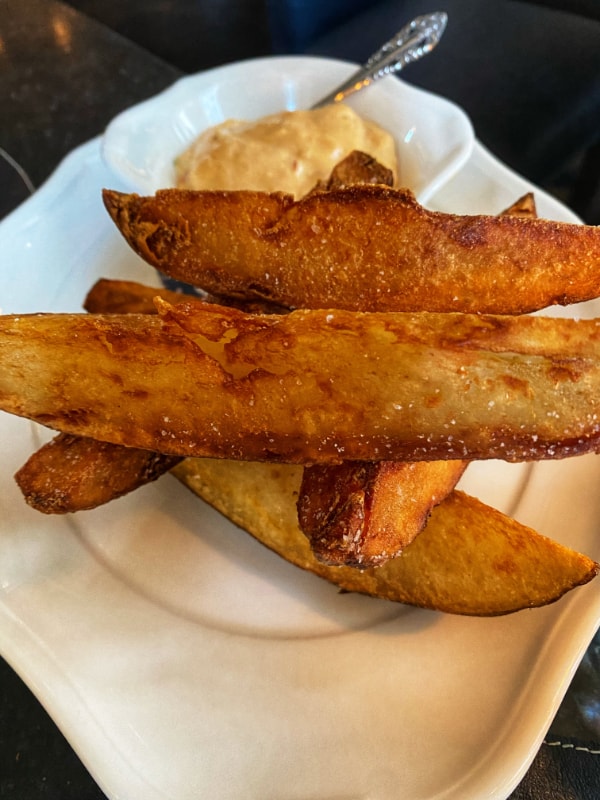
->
[[311, 11, 448, 109]]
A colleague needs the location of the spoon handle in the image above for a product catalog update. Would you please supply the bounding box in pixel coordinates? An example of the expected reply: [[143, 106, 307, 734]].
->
[[311, 12, 448, 109]]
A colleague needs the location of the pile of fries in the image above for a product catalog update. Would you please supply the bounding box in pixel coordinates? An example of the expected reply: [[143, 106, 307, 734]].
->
[[3, 151, 600, 616]]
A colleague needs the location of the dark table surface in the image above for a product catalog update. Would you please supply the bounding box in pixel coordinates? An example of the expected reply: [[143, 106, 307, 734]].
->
[[2, 1, 600, 797]]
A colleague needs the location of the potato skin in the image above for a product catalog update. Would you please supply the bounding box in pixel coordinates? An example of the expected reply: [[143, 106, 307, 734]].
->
[[15, 432, 181, 514], [103, 185, 600, 314]]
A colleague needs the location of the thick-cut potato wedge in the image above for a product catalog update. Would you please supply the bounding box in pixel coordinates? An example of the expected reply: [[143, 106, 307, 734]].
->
[[88, 185, 530, 316], [15, 432, 181, 514], [172, 458, 598, 615], [102, 185, 600, 314], [3, 303, 600, 463], [298, 460, 468, 567]]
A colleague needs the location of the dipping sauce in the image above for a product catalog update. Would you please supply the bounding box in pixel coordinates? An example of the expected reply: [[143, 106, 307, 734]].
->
[[174, 104, 397, 197]]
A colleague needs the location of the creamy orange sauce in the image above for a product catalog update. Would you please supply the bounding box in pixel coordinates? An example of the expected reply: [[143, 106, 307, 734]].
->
[[174, 104, 397, 197]]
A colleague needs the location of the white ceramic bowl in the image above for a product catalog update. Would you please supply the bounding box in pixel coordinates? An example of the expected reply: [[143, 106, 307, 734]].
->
[[101, 55, 474, 202]]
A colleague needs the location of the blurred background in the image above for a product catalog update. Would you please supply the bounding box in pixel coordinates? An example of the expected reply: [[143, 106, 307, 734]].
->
[[61, 0, 600, 223]]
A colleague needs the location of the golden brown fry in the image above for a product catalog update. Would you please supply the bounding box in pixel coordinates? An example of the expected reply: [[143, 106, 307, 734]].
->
[[15, 432, 181, 514], [83, 277, 286, 317], [3, 303, 600, 463], [500, 192, 537, 218], [298, 460, 468, 567], [309, 149, 395, 192], [83, 278, 191, 314], [102, 185, 600, 314], [173, 458, 598, 615]]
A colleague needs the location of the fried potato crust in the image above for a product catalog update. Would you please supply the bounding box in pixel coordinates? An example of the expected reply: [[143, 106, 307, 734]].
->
[[298, 460, 468, 567], [172, 458, 598, 615], [500, 192, 537, 219], [103, 185, 600, 314], [3, 304, 600, 463], [309, 149, 395, 192], [83, 278, 286, 317], [15, 432, 181, 514], [83, 278, 185, 314]]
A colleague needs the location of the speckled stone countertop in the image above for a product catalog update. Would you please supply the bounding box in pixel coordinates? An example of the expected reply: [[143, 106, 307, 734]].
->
[[0, 0, 180, 189]]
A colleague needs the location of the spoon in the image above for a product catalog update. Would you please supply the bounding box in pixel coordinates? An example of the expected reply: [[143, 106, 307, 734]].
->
[[311, 11, 448, 109]]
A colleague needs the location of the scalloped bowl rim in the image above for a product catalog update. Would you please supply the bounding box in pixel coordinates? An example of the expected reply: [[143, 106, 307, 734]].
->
[[101, 55, 474, 202]]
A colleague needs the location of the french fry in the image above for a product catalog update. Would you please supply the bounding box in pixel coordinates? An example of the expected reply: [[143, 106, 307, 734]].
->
[[83, 278, 191, 315], [3, 303, 600, 463], [5, 195, 598, 613], [6, 191, 592, 587], [172, 458, 598, 615], [499, 192, 537, 219], [298, 460, 468, 567], [102, 185, 600, 314], [15, 432, 181, 514], [309, 149, 395, 192], [83, 277, 286, 317]]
